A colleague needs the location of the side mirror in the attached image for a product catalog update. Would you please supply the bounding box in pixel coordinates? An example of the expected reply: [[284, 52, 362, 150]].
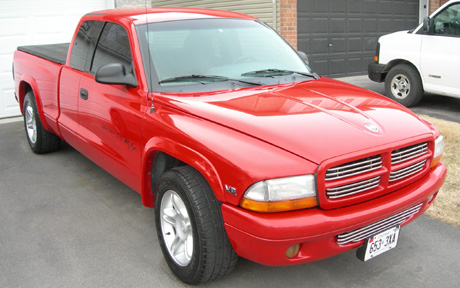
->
[[297, 51, 309, 66], [422, 16, 431, 33], [95, 63, 137, 87]]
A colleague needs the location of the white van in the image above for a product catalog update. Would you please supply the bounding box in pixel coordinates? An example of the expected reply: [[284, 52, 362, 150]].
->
[[368, 0, 460, 107]]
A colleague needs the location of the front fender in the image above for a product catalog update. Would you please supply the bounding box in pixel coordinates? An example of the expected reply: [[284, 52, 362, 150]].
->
[[140, 136, 223, 208], [378, 31, 422, 73]]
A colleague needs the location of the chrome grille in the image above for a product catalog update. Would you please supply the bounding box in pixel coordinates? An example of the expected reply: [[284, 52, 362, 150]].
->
[[389, 160, 426, 182], [391, 143, 428, 165], [325, 155, 382, 181], [337, 203, 422, 245], [326, 176, 380, 199], [323, 141, 430, 205]]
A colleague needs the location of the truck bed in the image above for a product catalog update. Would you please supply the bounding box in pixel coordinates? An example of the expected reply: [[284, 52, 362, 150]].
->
[[17, 43, 69, 65]]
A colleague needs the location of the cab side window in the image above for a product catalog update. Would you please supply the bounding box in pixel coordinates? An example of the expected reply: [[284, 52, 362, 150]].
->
[[91, 22, 133, 74], [432, 4, 460, 36], [70, 21, 105, 71]]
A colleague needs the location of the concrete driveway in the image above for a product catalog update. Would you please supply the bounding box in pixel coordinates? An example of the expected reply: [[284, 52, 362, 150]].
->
[[1, 110, 459, 287]]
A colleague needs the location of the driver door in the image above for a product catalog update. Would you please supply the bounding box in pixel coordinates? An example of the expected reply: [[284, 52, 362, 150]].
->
[[77, 22, 145, 191]]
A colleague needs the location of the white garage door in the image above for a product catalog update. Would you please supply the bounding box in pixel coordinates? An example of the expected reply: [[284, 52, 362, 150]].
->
[[0, 0, 114, 119]]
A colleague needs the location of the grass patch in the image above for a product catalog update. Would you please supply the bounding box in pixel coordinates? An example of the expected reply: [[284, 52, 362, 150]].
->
[[418, 115, 460, 228]]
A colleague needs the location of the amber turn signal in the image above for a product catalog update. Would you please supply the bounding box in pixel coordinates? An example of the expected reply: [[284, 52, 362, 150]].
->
[[240, 197, 317, 213], [431, 155, 442, 168]]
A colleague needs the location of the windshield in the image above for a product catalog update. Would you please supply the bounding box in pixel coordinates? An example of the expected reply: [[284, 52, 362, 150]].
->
[[137, 18, 314, 92]]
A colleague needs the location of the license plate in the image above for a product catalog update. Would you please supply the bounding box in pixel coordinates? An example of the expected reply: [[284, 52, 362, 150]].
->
[[357, 225, 400, 261]]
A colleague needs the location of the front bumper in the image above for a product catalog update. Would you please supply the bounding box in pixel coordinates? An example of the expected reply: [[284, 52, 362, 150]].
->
[[368, 63, 386, 83], [222, 163, 446, 266]]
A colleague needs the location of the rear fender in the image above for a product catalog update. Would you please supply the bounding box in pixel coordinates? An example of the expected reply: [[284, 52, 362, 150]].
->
[[17, 75, 51, 131]]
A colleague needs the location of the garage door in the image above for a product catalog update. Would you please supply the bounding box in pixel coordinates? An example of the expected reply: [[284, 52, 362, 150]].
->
[[298, 0, 420, 77], [0, 0, 113, 119]]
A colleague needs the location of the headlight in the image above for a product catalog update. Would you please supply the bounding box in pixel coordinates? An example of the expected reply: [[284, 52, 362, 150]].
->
[[432, 135, 444, 167], [240, 175, 317, 213]]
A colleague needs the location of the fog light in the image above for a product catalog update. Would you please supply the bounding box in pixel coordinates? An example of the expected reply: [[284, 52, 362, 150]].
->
[[428, 192, 438, 205], [286, 244, 300, 258]]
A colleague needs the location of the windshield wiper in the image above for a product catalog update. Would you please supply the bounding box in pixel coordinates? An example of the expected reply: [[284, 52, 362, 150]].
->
[[159, 74, 261, 86], [159, 75, 222, 84], [241, 69, 318, 79]]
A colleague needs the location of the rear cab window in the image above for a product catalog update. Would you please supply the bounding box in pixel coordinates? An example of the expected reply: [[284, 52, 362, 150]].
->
[[70, 21, 104, 71], [70, 20, 134, 75], [91, 22, 134, 74]]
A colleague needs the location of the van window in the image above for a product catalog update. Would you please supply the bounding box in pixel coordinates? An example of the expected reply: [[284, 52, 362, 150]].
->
[[432, 4, 460, 36]]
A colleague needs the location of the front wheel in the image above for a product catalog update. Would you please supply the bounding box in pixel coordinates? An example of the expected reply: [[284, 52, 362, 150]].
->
[[155, 166, 238, 284], [23, 91, 61, 153], [385, 64, 423, 107]]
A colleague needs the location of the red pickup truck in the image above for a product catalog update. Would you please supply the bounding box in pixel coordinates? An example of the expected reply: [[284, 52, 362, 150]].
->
[[13, 8, 446, 284]]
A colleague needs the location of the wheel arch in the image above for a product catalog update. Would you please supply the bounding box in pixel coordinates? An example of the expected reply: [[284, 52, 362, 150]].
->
[[383, 59, 424, 87], [17, 76, 51, 131], [140, 137, 224, 208]]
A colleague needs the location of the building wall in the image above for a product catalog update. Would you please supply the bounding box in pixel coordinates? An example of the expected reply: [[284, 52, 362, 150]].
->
[[280, 0, 297, 49], [429, 0, 450, 13]]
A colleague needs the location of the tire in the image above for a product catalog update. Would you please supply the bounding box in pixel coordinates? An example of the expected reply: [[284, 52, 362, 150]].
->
[[23, 91, 61, 153], [155, 166, 238, 284], [385, 64, 423, 107]]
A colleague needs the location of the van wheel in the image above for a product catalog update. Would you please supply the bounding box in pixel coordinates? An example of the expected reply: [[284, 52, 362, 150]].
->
[[155, 166, 238, 284], [385, 64, 423, 107], [23, 91, 61, 153]]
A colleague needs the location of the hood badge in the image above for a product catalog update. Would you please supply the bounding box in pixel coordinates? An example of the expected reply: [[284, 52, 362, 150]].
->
[[365, 123, 380, 133]]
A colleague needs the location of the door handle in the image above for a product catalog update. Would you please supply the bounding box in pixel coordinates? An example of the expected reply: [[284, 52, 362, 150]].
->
[[80, 88, 88, 100]]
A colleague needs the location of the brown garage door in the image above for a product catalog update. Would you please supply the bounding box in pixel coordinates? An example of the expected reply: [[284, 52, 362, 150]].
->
[[297, 0, 420, 77]]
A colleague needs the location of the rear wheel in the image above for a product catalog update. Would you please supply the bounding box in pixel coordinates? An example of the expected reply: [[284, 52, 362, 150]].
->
[[23, 91, 61, 153], [155, 166, 238, 284], [385, 64, 423, 107]]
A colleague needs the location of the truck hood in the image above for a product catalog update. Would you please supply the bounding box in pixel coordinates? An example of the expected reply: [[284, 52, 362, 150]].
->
[[380, 30, 413, 41], [154, 78, 433, 164]]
